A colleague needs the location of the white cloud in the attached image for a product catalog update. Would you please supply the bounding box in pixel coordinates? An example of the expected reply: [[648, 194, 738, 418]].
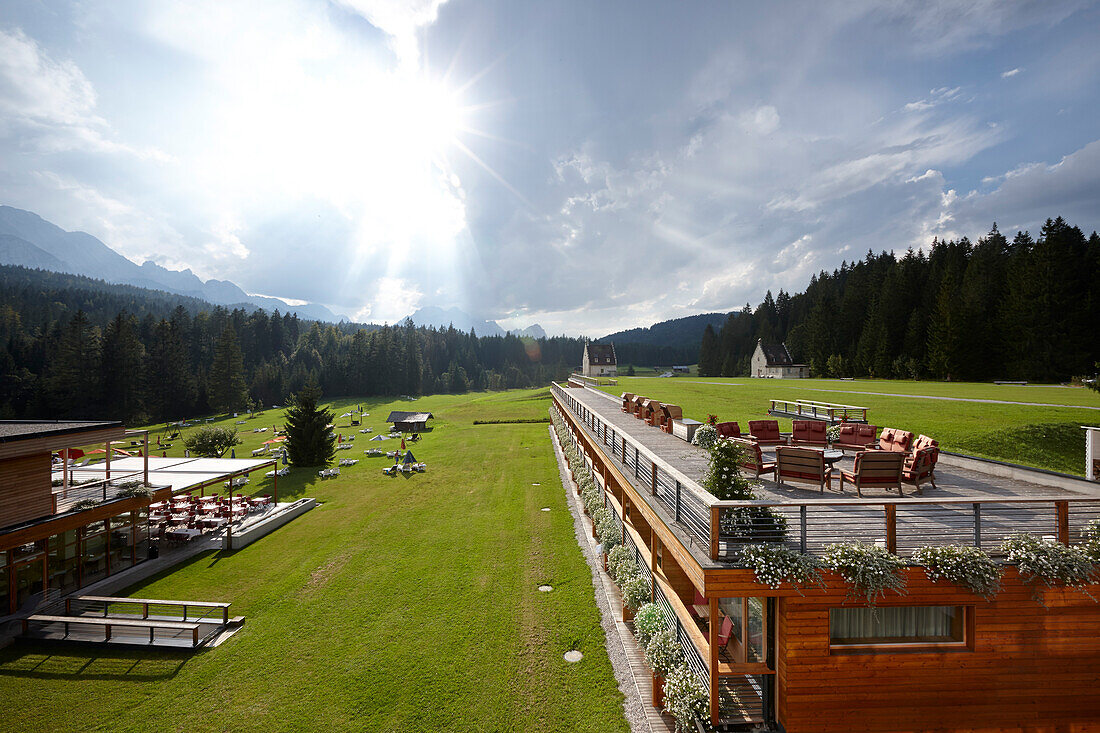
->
[[337, 0, 449, 67], [738, 105, 780, 135], [1001, 67, 1023, 78]]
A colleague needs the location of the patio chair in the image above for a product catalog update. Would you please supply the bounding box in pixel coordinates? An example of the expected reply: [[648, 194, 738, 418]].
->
[[875, 427, 914, 453], [839, 451, 905, 497], [791, 420, 827, 447], [691, 589, 708, 620], [775, 446, 833, 492], [715, 422, 741, 439], [732, 438, 776, 480], [748, 420, 786, 447], [902, 448, 937, 493], [833, 423, 878, 452]]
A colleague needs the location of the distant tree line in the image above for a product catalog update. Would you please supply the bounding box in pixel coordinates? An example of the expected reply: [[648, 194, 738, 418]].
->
[[0, 266, 586, 422], [698, 218, 1100, 382]]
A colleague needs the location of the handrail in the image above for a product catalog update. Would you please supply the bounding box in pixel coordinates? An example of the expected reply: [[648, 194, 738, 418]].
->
[[712, 494, 1100, 508]]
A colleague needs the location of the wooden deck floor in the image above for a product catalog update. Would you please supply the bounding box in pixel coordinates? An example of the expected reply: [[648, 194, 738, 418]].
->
[[569, 386, 1092, 502]]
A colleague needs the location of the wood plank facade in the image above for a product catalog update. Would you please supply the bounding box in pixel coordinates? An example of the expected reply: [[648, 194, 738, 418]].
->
[[552, 384, 1100, 732]]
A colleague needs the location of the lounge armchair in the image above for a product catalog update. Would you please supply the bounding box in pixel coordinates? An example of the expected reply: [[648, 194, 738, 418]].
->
[[839, 451, 905, 497], [875, 427, 914, 453], [791, 420, 827, 447], [748, 420, 786, 447], [621, 392, 635, 412], [902, 448, 937, 493], [833, 423, 878, 452], [660, 404, 683, 433], [732, 438, 776, 480], [775, 446, 832, 491], [715, 422, 741, 439]]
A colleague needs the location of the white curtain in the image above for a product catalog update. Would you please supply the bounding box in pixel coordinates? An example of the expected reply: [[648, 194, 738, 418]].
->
[[830, 606, 958, 643]]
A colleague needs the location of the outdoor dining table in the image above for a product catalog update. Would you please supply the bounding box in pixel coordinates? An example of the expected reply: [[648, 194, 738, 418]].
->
[[165, 527, 201, 542]]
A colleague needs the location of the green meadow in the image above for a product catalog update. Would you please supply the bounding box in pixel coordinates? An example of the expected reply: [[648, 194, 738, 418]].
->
[[599, 377, 1100, 476], [0, 389, 628, 733]]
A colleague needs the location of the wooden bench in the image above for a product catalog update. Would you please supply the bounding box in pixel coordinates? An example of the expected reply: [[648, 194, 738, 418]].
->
[[71, 595, 232, 624], [23, 614, 202, 646]]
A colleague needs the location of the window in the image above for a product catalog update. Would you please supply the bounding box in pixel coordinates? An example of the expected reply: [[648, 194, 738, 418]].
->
[[829, 605, 969, 651]]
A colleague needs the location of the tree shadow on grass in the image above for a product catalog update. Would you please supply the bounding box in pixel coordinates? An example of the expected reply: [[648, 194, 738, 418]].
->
[[0, 643, 192, 681]]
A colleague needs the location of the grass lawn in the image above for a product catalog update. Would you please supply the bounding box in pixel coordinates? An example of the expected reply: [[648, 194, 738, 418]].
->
[[0, 389, 628, 733], [599, 377, 1100, 475]]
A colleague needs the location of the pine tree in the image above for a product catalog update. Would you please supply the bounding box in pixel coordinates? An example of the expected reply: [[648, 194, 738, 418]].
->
[[101, 312, 145, 421], [698, 324, 720, 376], [284, 377, 336, 467], [48, 310, 103, 417], [209, 323, 249, 412]]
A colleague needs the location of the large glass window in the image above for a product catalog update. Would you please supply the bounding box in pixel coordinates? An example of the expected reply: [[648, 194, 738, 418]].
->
[[0, 564, 9, 616], [82, 529, 107, 585], [829, 606, 967, 648], [48, 530, 80, 594]]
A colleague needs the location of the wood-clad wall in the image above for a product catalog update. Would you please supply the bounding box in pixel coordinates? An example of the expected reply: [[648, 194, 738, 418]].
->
[[776, 568, 1100, 732], [0, 453, 53, 527]]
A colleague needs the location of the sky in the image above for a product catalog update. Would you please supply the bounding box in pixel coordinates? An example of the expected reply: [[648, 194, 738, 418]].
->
[[1, 1, 1099, 336]]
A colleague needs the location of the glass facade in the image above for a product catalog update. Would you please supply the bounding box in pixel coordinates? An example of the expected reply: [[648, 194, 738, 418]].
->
[[1, 510, 148, 614]]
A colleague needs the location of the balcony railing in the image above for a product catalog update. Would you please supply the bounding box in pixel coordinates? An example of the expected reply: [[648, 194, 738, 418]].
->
[[552, 382, 1100, 563]]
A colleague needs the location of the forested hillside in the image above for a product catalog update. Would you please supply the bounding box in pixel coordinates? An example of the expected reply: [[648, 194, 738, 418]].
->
[[0, 265, 584, 422], [699, 218, 1100, 381]]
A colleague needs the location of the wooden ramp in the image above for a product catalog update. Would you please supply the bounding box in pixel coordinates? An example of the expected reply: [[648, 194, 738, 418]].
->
[[20, 595, 240, 649]]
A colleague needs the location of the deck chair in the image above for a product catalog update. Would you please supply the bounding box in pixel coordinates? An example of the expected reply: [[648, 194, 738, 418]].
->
[[839, 451, 905, 497], [775, 446, 833, 492]]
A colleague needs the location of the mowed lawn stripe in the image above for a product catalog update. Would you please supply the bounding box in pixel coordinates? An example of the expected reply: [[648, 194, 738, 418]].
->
[[0, 390, 627, 733]]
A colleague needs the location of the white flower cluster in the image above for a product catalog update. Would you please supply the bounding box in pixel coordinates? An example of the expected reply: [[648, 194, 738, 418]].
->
[[1001, 533, 1098, 595], [607, 544, 635, 581], [1081, 521, 1100, 563], [740, 544, 824, 593], [632, 602, 666, 648], [662, 664, 709, 733], [691, 423, 718, 450], [912, 545, 1002, 600], [621, 573, 651, 611], [644, 627, 684, 677], [821, 542, 907, 606]]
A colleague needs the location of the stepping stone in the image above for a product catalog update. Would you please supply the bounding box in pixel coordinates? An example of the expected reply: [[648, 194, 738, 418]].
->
[[538, 585, 553, 592], [563, 650, 583, 663]]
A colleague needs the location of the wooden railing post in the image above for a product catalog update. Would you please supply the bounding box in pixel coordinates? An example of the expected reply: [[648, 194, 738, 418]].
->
[[1056, 501, 1069, 545], [800, 505, 807, 554], [675, 481, 682, 523], [710, 505, 720, 560], [650, 461, 658, 496], [885, 504, 897, 554], [973, 503, 982, 548]]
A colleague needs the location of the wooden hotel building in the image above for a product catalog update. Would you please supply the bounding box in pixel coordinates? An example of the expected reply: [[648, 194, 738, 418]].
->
[[551, 383, 1100, 732]]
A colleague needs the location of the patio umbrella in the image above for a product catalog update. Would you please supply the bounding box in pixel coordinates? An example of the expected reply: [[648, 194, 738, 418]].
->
[[263, 437, 286, 444], [369, 435, 383, 441], [282, 452, 288, 465], [403, 451, 417, 464], [231, 449, 235, 458]]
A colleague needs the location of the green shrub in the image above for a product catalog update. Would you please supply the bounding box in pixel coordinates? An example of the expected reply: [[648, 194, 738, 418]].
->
[[912, 545, 1002, 600], [632, 602, 665, 648], [183, 425, 242, 458], [821, 542, 907, 606], [71, 499, 100, 512]]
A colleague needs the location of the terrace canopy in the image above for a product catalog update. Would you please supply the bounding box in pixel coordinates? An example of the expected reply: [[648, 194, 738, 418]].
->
[[55, 456, 274, 495]]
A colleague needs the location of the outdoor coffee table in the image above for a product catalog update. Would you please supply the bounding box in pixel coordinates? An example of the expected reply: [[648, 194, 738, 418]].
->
[[822, 449, 844, 466]]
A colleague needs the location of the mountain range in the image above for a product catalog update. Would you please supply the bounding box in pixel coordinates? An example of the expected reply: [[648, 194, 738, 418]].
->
[[0, 205, 347, 322], [403, 305, 546, 339]]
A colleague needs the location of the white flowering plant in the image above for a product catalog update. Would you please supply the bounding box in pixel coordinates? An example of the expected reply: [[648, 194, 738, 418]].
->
[[1001, 533, 1097, 602], [644, 627, 684, 677], [912, 545, 1002, 600], [621, 573, 651, 611], [607, 544, 635, 580], [739, 544, 824, 593], [596, 511, 622, 552], [821, 542, 907, 606], [826, 424, 842, 443], [1081, 521, 1100, 563], [662, 664, 709, 732], [691, 423, 718, 450], [632, 602, 665, 647]]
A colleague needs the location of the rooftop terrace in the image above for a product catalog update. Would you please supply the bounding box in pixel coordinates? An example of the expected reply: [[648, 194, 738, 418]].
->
[[552, 383, 1100, 565]]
